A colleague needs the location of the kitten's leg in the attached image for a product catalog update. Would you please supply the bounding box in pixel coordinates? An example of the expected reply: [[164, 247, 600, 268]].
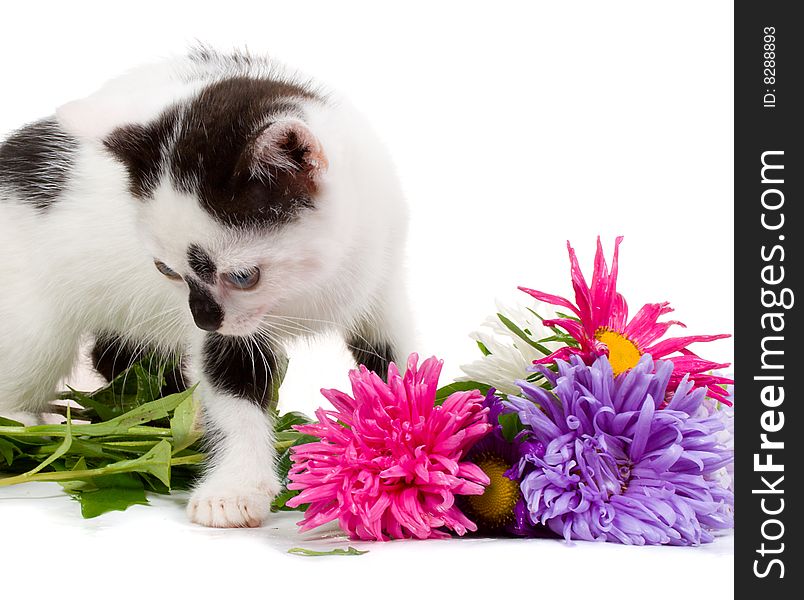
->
[[186, 333, 283, 528], [0, 312, 80, 423], [346, 279, 415, 378], [91, 333, 187, 395]]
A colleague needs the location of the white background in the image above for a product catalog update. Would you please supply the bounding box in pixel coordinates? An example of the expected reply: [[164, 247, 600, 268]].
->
[[0, 1, 734, 598]]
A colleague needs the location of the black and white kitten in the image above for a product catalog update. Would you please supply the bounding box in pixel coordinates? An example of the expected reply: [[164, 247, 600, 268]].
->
[[0, 48, 413, 527]]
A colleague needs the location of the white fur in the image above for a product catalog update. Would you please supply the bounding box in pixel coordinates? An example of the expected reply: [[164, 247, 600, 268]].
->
[[186, 388, 281, 528], [0, 50, 413, 527]]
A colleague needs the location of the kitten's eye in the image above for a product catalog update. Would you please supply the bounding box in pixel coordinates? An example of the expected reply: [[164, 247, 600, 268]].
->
[[154, 260, 182, 281], [222, 267, 260, 290]]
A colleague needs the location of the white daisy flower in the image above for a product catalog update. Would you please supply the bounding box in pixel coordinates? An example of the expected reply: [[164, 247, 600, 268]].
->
[[458, 299, 561, 396]]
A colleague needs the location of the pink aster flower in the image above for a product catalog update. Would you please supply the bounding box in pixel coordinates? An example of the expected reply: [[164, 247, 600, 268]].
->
[[519, 237, 733, 405], [286, 354, 492, 541]]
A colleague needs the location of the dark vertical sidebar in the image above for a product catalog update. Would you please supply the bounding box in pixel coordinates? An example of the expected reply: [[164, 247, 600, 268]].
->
[[735, 2, 801, 596]]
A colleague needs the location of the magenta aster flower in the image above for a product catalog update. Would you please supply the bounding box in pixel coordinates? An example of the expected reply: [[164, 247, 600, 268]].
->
[[519, 236, 733, 404], [506, 354, 734, 545], [286, 354, 492, 541]]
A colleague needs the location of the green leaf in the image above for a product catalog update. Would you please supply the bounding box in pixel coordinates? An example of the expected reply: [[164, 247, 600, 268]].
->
[[0, 438, 174, 488], [275, 445, 293, 485], [268, 354, 290, 412], [134, 363, 164, 404], [74, 474, 149, 518], [496, 313, 553, 355], [536, 334, 574, 344], [476, 340, 491, 356], [57, 387, 194, 438], [535, 327, 580, 348], [0, 438, 17, 466], [287, 546, 368, 557], [274, 430, 305, 445], [170, 393, 201, 453], [271, 488, 303, 512], [435, 381, 490, 403], [275, 433, 317, 475], [59, 352, 181, 422], [78, 487, 149, 518], [0, 352, 330, 519], [26, 405, 74, 476], [59, 458, 90, 493], [274, 411, 312, 432], [112, 389, 192, 431], [78, 488, 148, 519], [120, 439, 172, 487], [499, 412, 524, 442], [67, 388, 118, 421], [273, 428, 318, 512], [525, 371, 547, 383]]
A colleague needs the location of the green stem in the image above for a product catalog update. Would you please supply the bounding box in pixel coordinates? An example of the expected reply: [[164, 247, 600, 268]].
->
[[111, 427, 172, 436], [0, 453, 205, 487], [99, 441, 165, 448], [169, 454, 205, 466], [1, 464, 128, 486], [0, 425, 171, 438]]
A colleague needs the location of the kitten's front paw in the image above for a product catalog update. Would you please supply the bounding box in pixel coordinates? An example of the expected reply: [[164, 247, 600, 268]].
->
[[187, 481, 280, 528]]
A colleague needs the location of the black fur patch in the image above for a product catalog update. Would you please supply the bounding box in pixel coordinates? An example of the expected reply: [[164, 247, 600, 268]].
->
[[91, 334, 186, 395], [348, 336, 396, 381], [102, 74, 322, 229], [187, 244, 216, 283], [0, 118, 78, 210], [169, 77, 320, 228], [103, 108, 178, 198], [202, 333, 284, 409], [187, 279, 224, 331]]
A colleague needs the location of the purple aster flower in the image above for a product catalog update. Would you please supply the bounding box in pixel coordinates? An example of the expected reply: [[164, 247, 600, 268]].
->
[[458, 390, 547, 536], [505, 354, 734, 545]]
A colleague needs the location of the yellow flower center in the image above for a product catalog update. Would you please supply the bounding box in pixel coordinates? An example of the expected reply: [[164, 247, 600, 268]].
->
[[595, 329, 642, 375], [464, 455, 520, 530]]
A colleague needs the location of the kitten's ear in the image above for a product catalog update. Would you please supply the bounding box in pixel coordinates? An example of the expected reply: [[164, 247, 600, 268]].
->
[[102, 124, 159, 177], [249, 119, 328, 189]]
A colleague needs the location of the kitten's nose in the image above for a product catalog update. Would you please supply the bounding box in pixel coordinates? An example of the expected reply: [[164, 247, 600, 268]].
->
[[188, 282, 224, 332]]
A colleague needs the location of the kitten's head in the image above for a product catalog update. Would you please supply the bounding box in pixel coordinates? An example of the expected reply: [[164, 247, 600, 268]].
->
[[63, 76, 337, 336]]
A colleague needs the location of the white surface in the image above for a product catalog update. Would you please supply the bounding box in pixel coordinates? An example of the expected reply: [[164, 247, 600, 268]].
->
[[0, 1, 733, 598], [0, 482, 734, 599]]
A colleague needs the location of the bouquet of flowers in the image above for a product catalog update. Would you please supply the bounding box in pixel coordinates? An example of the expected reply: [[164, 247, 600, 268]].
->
[[287, 237, 735, 545], [0, 236, 734, 548]]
